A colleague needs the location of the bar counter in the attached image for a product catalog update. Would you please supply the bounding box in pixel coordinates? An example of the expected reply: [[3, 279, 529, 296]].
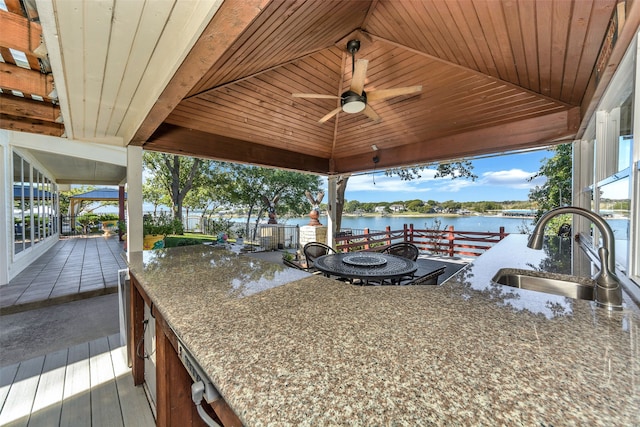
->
[[128, 235, 640, 426]]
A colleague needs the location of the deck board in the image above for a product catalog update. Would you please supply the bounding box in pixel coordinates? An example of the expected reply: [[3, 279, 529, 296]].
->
[[0, 355, 45, 426], [59, 342, 91, 427], [108, 334, 155, 426], [0, 363, 20, 412], [0, 334, 154, 427], [28, 349, 67, 426], [89, 337, 124, 427]]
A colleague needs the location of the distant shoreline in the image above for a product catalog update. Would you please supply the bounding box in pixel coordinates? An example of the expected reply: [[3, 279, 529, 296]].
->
[[341, 212, 537, 219]]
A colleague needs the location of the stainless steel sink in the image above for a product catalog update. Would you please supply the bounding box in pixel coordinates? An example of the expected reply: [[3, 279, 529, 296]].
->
[[492, 268, 595, 301]]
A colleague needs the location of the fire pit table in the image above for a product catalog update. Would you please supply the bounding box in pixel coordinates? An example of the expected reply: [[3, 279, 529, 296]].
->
[[313, 252, 417, 285]]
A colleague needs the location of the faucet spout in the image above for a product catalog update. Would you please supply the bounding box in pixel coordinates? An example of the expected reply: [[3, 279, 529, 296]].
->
[[527, 206, 622, 310]]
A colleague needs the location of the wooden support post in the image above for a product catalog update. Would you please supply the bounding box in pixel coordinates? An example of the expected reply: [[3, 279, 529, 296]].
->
[[364, 228, 370, 250], [447, 226, 455, 257]]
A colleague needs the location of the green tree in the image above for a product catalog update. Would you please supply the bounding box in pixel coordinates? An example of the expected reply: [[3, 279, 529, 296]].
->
[[528, 144, 572, 220], [406, 199, 424, 212], [143, 152, 210, 221], [343, 200, 361, 213], [142, 180, 170, 216], [182, 165, 235, 224], [224, 165, 322, 238], [385, 160, 477, 181]]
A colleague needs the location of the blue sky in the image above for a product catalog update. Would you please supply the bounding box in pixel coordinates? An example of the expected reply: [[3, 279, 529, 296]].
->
[[341, 148, 551, 203]]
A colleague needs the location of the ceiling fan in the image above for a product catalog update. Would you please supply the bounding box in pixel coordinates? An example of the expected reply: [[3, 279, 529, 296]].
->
[[292, 40, 422, 123]]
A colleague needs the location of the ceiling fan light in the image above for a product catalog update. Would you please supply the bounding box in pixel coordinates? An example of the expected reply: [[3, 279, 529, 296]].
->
[[341, 91, 366, 113], [342, 100, 365, 113]]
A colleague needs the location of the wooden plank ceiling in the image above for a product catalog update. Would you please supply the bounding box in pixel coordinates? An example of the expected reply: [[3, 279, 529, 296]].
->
[[2, 0, 636, 176], [141, 0, 629, 175]]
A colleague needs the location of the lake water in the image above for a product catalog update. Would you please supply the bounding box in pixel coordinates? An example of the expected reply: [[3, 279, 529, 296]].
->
[[272, 215, 529, 234], [233, 214, 629, 237]]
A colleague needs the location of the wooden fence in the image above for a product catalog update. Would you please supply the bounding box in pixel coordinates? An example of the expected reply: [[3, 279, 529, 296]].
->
[[335, 224, 509, 257]]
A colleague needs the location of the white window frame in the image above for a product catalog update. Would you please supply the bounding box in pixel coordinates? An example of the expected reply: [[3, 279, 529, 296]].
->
[[574, 33, 639, 291]]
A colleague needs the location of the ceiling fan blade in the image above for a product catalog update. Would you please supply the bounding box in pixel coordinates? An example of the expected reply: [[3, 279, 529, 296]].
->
[[319, 106, 342, 123], [363, 105, 380, 122], [292, 93, 340, 99], [367, 86, 423, 101], [350, 59, 368, 95]]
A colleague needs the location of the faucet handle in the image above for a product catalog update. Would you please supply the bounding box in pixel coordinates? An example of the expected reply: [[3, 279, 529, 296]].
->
[[594, 247, 623, 310]]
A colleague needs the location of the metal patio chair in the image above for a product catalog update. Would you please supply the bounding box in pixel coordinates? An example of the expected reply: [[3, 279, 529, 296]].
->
[[303, 242, 336, 273]]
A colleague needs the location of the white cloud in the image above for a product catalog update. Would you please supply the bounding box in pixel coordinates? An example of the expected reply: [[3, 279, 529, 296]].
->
[[480, 169, 545, 189], [342, 167, 545, 201], [436, 179, 478, 193]]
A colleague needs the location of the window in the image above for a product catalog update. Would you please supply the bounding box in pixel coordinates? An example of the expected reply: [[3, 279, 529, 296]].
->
[[11, 150, 58, 258], [576, 36, 639, 287]]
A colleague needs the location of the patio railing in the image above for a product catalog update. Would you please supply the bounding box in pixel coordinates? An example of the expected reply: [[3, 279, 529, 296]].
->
[[59, 214, 122, 236], [335, 224, 509, 257]]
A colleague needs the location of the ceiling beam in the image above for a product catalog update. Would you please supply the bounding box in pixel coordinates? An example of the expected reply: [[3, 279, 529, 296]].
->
[[0, 93, 59, 122], [144, 123, 329, 174], [4, 0, 38, 20], [332, 108, 581, 174], [0, 113, 63, 136], [0, 62, 53, 98], [0, 9, 42, 54], [129, 0, 271, 146]]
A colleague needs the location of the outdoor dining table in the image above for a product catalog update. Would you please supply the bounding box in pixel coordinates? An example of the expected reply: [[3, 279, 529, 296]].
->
[[313, 252, 418, 285]]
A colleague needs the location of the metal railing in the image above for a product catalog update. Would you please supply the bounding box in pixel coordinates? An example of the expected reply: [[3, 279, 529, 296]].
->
[[248, 224, 300, 251], [335, 224, 509, 257], [59, 214, 123, 236], [189, 217, 301, 251]]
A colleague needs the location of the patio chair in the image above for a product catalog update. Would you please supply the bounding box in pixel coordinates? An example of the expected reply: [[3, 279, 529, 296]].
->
[[406, 266, 447, 285], [303, 242, 336, 272], [383, 242, 419, 261], [380, 242, 420, 284], [282, 257, 306, 270]]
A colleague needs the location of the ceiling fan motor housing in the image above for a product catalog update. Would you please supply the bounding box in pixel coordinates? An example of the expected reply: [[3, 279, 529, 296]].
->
[[341, 90, 366, 113], [346, 39, 360, 54]]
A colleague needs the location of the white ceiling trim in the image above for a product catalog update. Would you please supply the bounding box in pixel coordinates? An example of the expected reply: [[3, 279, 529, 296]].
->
[[36, 0, 72, 139], [7, 131, 126, 166]]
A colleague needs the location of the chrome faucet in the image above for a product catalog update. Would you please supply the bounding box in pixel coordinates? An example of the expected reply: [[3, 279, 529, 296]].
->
[[527, 206, 622, 310]]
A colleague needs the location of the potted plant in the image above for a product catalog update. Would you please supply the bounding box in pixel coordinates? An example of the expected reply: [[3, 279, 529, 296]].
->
[[117, 219, 127, 242], [143, 214, 181, 250]]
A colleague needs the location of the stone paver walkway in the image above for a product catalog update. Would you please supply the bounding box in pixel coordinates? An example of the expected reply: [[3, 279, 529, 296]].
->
[[0, 235, 126, 314]]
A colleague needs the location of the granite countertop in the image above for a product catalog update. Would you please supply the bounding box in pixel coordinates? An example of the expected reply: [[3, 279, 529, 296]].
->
[[128, 236, 640, 426]]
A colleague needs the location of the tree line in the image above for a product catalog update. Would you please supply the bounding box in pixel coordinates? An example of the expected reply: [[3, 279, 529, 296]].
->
[[341, 199, 535, 214], [142, 153, 323, 237]]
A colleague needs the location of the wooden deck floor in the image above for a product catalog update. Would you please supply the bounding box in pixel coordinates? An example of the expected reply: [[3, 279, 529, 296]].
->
[[0, 334, 155, 427]]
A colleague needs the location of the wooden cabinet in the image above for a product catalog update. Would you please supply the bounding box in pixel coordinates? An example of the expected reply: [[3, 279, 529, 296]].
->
[[130, 274, 242, 427]]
